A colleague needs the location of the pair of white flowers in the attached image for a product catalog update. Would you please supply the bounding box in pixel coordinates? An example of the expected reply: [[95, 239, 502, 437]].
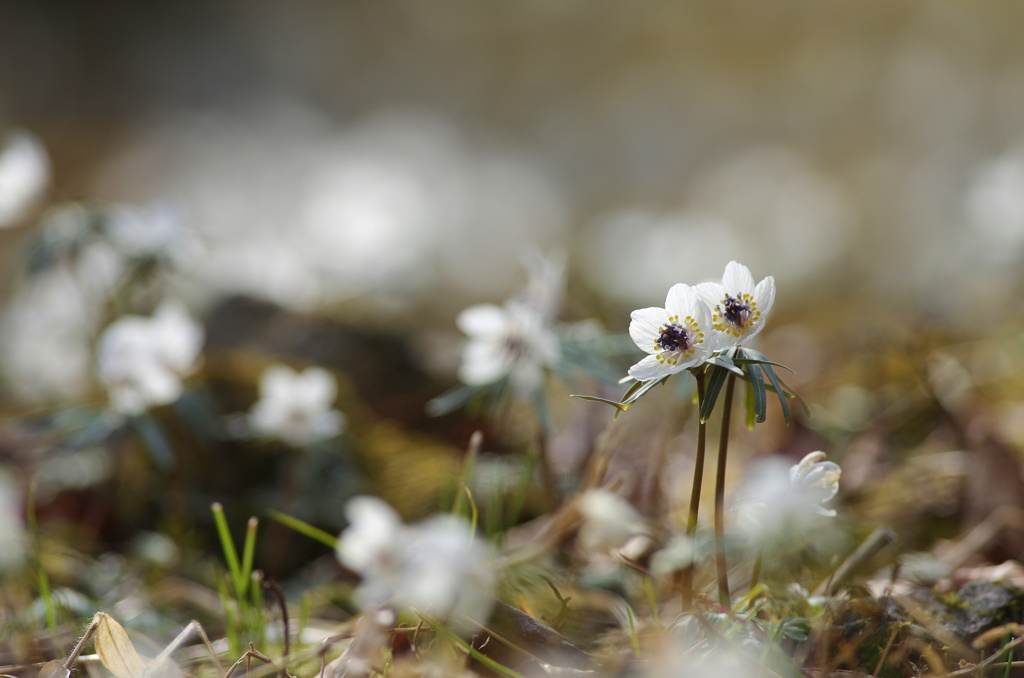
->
[[628, 261, 776, 382], [98, 301, 344, 447]]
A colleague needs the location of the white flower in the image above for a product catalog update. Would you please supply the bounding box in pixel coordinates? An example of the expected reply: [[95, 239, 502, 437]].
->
[[515, 249, 565, 322], [576, 489, 648, 555], [0, 129, 50, 228], [627, 283, 716, 382], [104, 202, 198, 263], [336, 496, 496, 633], [733, 451, 841, 548], [249, 364, 345, 447], [456, 300, 559, 395], [788, 451, 842, 518], [694, 261, 775, 348], [97, 301, 204, 415]]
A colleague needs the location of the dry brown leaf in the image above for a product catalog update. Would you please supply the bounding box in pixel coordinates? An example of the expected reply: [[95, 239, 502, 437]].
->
[[94, 612, 148, 678], [36, 659, 70, 678]]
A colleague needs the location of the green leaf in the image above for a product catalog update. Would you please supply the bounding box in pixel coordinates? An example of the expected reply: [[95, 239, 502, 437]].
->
[[426, 385, 478, 417], [744, 380, 756, 430], [734, 348, 794, 373], [745, 358, 767, 424], [129, 415, 174, 470], [778, 373, 812, 418], [569, 394, 629, 412], [707, 353, 745, 376], [621, 376, 669, 406], [700, 363, 730, 423], [571, 375, 669, 414], [761, 362, 791, 426]]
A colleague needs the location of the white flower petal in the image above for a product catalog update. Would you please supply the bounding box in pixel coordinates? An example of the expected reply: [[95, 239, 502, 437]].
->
[[693, 281, 724, 309], [664, 283, 699, 318], [296, 367, 337, 407], [628, 307, 668, 353], [260, 364, 298, 401], [722, 261, 755, 295], [753, 275, 776, 319], [691, 293, 713, 329], [628, 353, 677, 381], [456, 304, 508, 338], [337, 496, 404, 574], [790, 451, 827, 481], [459, 338, 513, 385], [0, 130, 50, 228]]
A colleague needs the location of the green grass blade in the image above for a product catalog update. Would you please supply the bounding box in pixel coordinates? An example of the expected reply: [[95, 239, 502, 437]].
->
[[211, 502, 244, 599], [268, 510, 339, 550], [241, 517, 258, 585], [421, 612, 528, 678]]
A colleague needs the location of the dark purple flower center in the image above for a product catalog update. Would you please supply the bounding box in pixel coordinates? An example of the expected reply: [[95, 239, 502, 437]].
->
[[721, 295, 751, 328], [657, 323, 691, 352]]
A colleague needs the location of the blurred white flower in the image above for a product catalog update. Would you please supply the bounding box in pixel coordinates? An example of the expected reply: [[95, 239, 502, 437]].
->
[[694, 261, 775, 348], [514, 249, 566, 322], [965, 148, 1024, 262], [0, 468, 27, 573], [248, 364, 345, 447], [650, 534, 696, 576], [103, 201, 198, 263], [336, 496, 496, 633], [456, 300, 559, 396], [1, 270, 97, 403], [0, 129, 50, 228], [97, 300, 204, 415], [788, 451, 842, 517], [582, 209, 739, 306], [577, 489, 648, 555], [734, 451, 841, 548], [627, 283, 716, 382]]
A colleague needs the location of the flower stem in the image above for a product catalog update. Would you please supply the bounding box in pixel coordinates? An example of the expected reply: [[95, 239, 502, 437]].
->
[[681, 369, 707, 610], [750, 553, 763, 593], [535, 426, 559, 511], [715, 372, 737, 609]]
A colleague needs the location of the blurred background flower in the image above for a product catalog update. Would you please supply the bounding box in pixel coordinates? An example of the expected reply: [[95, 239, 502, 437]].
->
[[1, 0, 1022, 326]]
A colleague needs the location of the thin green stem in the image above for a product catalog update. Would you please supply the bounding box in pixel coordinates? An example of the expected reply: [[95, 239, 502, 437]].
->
[[750, 553, 763, 594], [715, 373, 737, 610], [534, 426, 559, 511], [681, 369, 707, 610]]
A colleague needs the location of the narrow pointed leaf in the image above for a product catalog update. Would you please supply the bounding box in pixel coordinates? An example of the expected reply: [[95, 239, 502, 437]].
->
[[744, 380, 756, 430], [621, 376, 669, 406], [735, 348, 794, 373], [700, 364, 730, 423], [569, 394, 629, 411], [425, 385, 477, 417], [706, 354, 744, 376], [620, 378, 649, 402], [745, 359, 767, 424], [761, 362, 791, 426], [776, 373, 811, 418]]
